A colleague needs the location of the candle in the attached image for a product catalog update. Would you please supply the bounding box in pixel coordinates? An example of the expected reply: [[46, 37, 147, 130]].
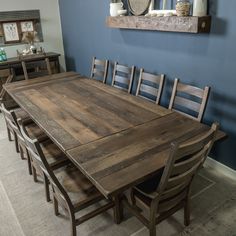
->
[[163, 0, 167, 9]]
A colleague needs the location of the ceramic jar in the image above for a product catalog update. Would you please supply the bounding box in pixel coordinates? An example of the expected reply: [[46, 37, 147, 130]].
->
[[176, 0, 191, 17], [110, 2, 124, 17], [193, 0, 208, 16]]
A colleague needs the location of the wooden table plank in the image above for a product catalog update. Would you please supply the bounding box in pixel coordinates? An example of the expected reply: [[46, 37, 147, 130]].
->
[[4, 73, 171, 152], [67, 112, 225, 197], [3, 71, 79, 92]]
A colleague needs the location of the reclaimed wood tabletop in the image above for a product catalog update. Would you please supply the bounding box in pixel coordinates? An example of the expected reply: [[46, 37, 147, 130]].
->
[[4, 72, 171, 152], [67, 112, 218, 197], [4, 72, 226, 199]]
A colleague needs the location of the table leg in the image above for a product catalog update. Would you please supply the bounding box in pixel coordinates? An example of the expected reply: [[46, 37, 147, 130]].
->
[[113, 194, 124, 224], [56, 58, 60, 73]]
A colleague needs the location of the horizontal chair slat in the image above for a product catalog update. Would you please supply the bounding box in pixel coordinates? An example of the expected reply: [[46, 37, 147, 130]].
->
[[93, 69, 105, 78], [175, 96, 201, 112], [116, 64, 132, 74], [167, 162, 199, 189], [172, 148, 207, 176], [94, 59, 106, 67], [177, 83, 204, 99], [142, 72, 162, 84], [140, 84, 158, 97], [114, 75, 130, 86], [160, 181, 189, 201]]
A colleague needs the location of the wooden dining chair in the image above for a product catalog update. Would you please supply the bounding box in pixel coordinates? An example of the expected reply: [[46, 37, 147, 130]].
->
[[0, 102, 29, 143], [123, 122, 219, 236], [21, 57, 52, 80], [0, 69, 14, 101], [18, 118, 70, 202], [19, 121, 114, 236], [136, 68, 165, 104], [90, 57, 109, 83], [169, 78, 210, 122], [1, 103, 49, 175], [112, 62, 135, 93]]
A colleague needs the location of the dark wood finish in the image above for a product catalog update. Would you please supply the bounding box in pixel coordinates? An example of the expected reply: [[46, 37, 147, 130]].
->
[[112, 62, 135, 93], [19, 121, 114, 236], [0, 52, 60, 75], [21, 57, 52, 80], [90, 57, 109, 83], [4, 72, 226, 227], [0, 102, 29, 144], [136, 68, 165, 104], [67, 113, 224, 197], [169, 78, 210, 122], [124, 123, 219, 236], [0, 68, 13, 100], [1, 103, 49, 174], [4, 73, 170, 152], [106, 16, 211, 34], [18, 118, 70, 202]]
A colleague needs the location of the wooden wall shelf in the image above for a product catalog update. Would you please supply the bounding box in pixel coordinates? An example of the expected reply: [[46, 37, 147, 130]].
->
[[106, 16, 211, 34]]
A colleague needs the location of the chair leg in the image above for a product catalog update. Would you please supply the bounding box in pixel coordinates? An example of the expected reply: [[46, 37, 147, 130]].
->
[[7, 128, 12, 141], [184, 199, 190, 226], [19, 145, 24, 160], [44, 175, 51, 202], [26, 150, 32, 175], [149, 225, 156, 236], [32, 166, 38, 182], [14, 133, 19, 153], [69, 213, 77, 236], [53, 195, 59, 216], [149, 201, 158, 236]]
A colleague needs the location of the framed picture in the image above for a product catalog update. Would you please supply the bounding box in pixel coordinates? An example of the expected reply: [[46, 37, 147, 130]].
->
[[21, 21, 34, 32], [3, 22, 20, 42]]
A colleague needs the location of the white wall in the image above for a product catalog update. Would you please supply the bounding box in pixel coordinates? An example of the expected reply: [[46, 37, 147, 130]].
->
[[0, 0, 66, 70]]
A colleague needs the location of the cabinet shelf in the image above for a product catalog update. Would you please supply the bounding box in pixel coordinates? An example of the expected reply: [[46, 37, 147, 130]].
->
[[106, 16, 211, 34]]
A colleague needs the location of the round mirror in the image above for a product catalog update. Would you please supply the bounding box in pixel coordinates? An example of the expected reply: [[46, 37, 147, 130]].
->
[[128, 0, 151, 16]]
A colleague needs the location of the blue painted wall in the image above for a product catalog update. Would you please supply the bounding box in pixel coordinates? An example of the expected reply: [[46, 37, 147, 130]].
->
[[59, 0, 236, 170]]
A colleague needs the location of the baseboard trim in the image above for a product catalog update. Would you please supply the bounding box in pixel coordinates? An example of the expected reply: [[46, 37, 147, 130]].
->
[[205, 157, 236, 180]]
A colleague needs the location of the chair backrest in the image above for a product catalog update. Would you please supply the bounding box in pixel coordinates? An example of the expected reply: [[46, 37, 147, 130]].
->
[[136, 68, 165, 104], [22, 57, 52, 80], [18, 119, 74, 210], [112, 62, 135, 93], [0, 69, 13, 100], [155, 122, 219, 214], [169, 78, 210, 122], [90, 57, 109, 83], [0, 103, 24, 142]]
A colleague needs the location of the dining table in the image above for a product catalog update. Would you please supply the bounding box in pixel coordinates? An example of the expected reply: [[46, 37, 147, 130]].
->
[[3, 71, 226, 224]]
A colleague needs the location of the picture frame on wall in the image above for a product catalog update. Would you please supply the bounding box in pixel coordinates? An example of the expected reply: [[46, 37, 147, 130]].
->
[[21, 21, 34, 32], [2, 22, 20, 42]]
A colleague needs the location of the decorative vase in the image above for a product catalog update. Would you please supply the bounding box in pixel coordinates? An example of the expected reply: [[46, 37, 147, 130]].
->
[[193, 0, 207, 16], [110, 2, 124, 17], [29, 44, 37, 54], [176, 0, 191, 17]]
